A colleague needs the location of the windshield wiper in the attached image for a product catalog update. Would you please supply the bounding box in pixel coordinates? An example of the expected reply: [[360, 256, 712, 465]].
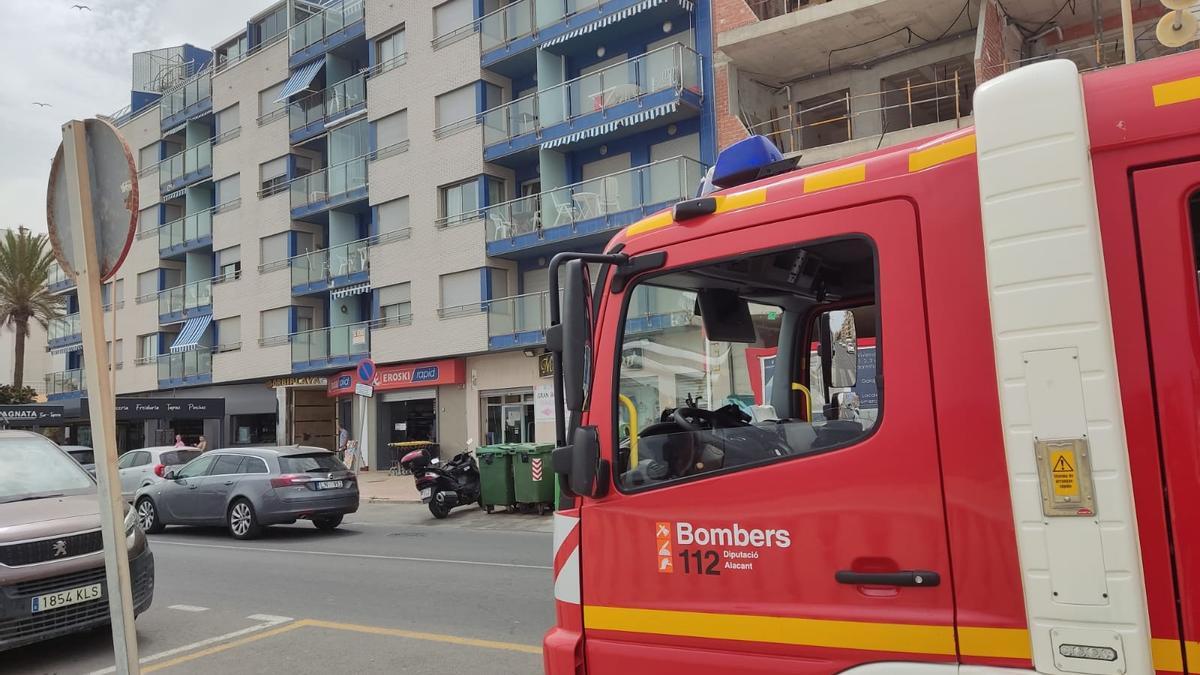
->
[[0, 493, 65, 504]]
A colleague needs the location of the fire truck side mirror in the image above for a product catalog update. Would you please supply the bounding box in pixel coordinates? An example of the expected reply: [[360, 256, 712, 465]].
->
[[553, 425, 607, 499], [561, 260, 594, 412], [828, 310, 858, 389]]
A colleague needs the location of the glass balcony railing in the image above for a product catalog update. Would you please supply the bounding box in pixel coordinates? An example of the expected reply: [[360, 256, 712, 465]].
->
[[478, 0, 601, 52], [46, 261, 74, 290], [290, 322, 371, 364], [289, 72, 367, 133], [487, 291, 559, 341], [289, 157, 369, 211], [157, 350, 212, 382], [160, 71, 212, 121], [48, 312, 81, 342], [484, 155, 705, 243], [158, 278, 213, 318], [290, 238, 370, 289], [46, 369, 85, 397], [158, 207, 213, 252], [158, 139, 213, 188], [482, 42, 701, 147], [290, 0, 365, 54]]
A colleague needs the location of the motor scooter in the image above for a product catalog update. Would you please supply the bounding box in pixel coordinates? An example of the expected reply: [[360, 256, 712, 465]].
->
[[399, 441, 481, 519]]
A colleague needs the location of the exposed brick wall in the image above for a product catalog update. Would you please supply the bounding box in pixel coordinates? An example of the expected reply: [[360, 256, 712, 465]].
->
[[712, 0, 760, 150], [974, 0, 1006, 85]]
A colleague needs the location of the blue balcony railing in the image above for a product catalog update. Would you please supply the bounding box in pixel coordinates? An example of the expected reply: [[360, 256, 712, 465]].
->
[[45, 369, 85, 400], [158, 206, 213, 257], [290, 322, 370, 372], [160, 70, 213, 130], [289, 157, 369, 217], [289, 72, 367, 143], [289, 0, 365, 66], [158, 139, 213, 193], [46, 261, 75, 293], [157, 349, 213, 386], [158, 278, 213, 323], [487, 291, 560, 350], [289, 237, 370, 294], [48, 312, 81, 349]]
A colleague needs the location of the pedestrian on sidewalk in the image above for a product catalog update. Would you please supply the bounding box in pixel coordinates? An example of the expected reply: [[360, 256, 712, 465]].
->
[[173, 434, 185, 448], [196, 436, 208, 452], [337, 425, 348, 461]]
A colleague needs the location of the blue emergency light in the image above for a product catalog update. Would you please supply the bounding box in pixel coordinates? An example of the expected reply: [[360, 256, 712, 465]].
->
[[700, 135, 786, 196]]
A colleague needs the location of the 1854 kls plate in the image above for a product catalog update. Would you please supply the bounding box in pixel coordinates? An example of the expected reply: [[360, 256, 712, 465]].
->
[[32, 583, 103, 613]]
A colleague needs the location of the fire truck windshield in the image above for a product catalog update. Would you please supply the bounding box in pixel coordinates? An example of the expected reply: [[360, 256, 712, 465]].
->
[[615, 238, 880, 491]]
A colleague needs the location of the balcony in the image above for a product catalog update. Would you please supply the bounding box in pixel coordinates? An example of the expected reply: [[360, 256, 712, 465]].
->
[[158, 207, 213, 258], [482, 42, 702, 163], [477, 0, 694, 75], [290, 322, 370, 373], [289, 72, 368, 144], [46, 369, 85, 400], [48, 313, 81, 350], [289, 0, 365, 68], [289, 157, 369, 219], [159, 140, 213, 193], [487, 291, 558, 350], [160, 70, 212, 131], [158, 278, 213, 324], [485, 155, 704, 257], [289, 237, 370, 296], [157, 350, 213, 388], [47, 261, 75, 294]]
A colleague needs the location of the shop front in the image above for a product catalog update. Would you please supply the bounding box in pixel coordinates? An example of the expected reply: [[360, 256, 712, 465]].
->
[[327, 358, 466, 470], [75, 397, 226, 450], [465, 351, 555, 449], [268, 375, 335, 449]]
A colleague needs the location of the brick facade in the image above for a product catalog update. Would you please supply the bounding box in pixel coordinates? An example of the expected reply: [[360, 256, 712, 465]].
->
[[974, 0, 1007, 85], [712, 0, 760, 150]]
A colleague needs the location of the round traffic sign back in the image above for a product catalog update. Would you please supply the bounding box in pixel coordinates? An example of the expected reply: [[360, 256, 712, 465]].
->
[[357, 358, 376, 383]]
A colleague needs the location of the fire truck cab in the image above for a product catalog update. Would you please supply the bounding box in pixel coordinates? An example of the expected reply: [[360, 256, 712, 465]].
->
[[544, 51, 1200, 675]]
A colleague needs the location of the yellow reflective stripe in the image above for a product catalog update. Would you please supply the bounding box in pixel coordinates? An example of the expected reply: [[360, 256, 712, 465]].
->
[[957, 625, 1031, 661], [908, 135, 977, 172], [583, 605, 956, 656], [1187, 640, 1200, 670], [714, 187, 767, 213], [1152, 638, 1185, 672], [625, 211, 674, 237], [803, 164, 866, 193], [1153, 76, 1200, 107]]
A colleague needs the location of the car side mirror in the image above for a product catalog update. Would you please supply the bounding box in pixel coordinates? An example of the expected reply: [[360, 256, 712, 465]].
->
[[828, 311, 857, 389]]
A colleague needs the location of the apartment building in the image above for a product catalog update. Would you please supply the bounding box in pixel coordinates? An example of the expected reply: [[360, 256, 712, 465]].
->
[[45, 0, 716, 464], [713, 0, 1190, 166]]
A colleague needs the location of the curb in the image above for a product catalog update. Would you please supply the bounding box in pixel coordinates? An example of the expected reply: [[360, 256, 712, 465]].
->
[[365, 496, 422, 504]]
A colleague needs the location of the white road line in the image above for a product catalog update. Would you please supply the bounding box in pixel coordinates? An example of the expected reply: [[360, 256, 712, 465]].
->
[[167, 604, 209, 612], [153, 539, 552, 570], [87, 615, 294, 675]]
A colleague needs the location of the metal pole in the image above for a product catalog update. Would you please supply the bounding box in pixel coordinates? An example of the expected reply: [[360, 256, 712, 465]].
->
[[954, 71, 961, 128], [906, 78, 913, 129], [1120, 0, 1136, 64], [844, 91, 851, 140], [61, 120, 140, 674]]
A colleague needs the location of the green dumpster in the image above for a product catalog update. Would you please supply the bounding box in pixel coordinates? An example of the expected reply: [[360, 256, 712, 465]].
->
[[477, 445, 516, 513], [512, 443, 556, 514]]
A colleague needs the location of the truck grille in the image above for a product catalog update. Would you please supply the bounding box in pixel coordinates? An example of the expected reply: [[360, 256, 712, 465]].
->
[[0, 531, 103, 566], [14, 567, 107, 597]]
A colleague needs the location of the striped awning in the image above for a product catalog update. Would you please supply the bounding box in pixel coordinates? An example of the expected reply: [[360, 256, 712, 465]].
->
[[162, 121, 188, 136], [161, 188, 186, 200], [541, 102, 678, 150], [330, 282, 371, 300], [170, 315, 212, 353], [542, 0, 694, 48], [276, 60, 325, 102]]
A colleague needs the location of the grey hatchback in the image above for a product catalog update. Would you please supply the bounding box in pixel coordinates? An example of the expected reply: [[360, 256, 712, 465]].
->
[[133, 446, 358, 540]]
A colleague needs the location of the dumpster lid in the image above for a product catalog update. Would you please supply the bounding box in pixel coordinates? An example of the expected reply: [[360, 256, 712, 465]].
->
[[476, 444, 515, 455]]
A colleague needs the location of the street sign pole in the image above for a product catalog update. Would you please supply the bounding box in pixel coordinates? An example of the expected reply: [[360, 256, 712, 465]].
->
[[60, 120, 139, 673]]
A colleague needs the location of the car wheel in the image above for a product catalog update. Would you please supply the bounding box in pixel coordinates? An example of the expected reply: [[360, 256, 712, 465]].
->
[[227, 499, 262, 540], [136, 498, 165, 534], [313, 515, 343, 531]]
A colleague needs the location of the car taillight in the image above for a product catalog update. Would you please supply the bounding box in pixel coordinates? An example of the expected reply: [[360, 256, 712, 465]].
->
[[153, 464, 165, 477], [270, 474, 311, 488]]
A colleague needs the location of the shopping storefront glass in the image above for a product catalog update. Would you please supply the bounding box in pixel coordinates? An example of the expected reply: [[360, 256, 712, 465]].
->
[[483, 392, 534, 445]]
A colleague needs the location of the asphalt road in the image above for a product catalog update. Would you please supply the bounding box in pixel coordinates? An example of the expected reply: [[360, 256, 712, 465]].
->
[[4, 503, 554, 675]]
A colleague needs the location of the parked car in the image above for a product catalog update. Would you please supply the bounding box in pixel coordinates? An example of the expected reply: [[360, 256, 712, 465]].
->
[[117, 446, 201, 501], [0, 431, 154, 652], [60, 445, 95, 477], [134, 446, 359, 540]]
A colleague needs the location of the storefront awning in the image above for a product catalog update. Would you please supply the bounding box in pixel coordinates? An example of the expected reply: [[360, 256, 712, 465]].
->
[[276, 60, 325, 102], [170, 315, 212, 353]]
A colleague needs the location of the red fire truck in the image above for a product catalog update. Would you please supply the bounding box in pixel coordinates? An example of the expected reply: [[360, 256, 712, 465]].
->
[[542, 50, 1200, 675]]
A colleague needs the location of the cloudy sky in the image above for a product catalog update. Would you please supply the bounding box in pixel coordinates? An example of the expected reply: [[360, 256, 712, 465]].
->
[[0, 0, 278, 234]]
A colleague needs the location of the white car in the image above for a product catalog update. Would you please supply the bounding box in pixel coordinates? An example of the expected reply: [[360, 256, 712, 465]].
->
[[117, 446, 202, 501]]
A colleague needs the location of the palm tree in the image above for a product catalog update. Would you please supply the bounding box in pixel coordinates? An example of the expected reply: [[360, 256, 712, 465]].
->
[[0, 227, 63, 390]]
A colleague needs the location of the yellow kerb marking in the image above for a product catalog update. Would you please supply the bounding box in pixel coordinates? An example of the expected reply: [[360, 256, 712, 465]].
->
[[957, 625, 1031, 660], [144, 622, 304, 672], [301, 618, 543, 654], [625, 211, 674, 237], [803, 164, 866, 193], [1153, 76, 1200, 107], [1152, 637, 1186, 672], [908, 135, 977, 172], [584, 605, 956, 656]]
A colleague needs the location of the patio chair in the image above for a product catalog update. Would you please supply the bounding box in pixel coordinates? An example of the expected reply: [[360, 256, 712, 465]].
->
[[489, 212, 512, 240]]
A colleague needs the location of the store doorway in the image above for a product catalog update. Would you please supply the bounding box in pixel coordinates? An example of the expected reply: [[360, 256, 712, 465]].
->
[[483, 392, 534, 445], [379, 390, 438, 459]]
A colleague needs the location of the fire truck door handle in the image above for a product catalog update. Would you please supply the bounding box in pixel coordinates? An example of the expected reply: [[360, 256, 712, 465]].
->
[[835, 570, 941, 587]]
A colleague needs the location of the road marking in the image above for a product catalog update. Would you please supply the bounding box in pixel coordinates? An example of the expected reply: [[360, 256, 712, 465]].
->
[[88, 615, 294, 675], [167, 604, 208, 612], [299, 618, 543, 654], [153, 539, 552, 570], [143, 623, 304, 673]]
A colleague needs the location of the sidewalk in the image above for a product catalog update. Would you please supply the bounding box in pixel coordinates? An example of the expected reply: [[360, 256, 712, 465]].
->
[[356, 471, 421, 503]]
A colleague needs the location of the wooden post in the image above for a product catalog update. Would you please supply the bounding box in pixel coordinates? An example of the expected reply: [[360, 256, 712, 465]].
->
[[61, 120, 139, 674]]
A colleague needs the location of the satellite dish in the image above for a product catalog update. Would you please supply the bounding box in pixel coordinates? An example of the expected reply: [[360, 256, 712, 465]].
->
[[1157, 10, 1199, 48], [1160, 0, 1196, 11]]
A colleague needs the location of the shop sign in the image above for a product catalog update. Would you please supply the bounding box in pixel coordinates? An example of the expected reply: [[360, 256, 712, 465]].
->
[[0, 406, 64, 425], [328, 358, 466, 397], [352, 328, 368, 346], [81, 397, 225, 420], [534, 384, 556, 423], [266, 376, 328, 388], [538, 353, 554, 378]]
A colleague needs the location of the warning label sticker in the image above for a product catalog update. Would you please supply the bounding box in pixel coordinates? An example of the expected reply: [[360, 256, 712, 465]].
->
[[655, 522, 673, 574], [1050, 449, 1079, 497]]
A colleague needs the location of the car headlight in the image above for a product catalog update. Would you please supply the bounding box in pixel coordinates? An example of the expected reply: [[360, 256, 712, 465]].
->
[[124, 506, 137, 535]]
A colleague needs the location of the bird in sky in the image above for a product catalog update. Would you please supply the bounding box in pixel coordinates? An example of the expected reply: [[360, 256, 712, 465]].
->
[[70, 4, 91, 10], [32, 102, 52, 108]]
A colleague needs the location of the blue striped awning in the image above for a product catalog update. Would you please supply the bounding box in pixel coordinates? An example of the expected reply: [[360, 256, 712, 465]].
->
[[161, 188, 186, 200], [330, 282, 371, 300], [541, 102, 678, 150], [170, 315, 212, 353], [541, 0, 694, 48], [276, 60, 325, 102]]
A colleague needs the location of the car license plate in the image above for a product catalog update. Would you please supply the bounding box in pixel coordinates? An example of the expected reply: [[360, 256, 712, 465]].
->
[[32, 583, 102, 613], [420, 487, 432, 499], [316, 480, 344, 490]]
